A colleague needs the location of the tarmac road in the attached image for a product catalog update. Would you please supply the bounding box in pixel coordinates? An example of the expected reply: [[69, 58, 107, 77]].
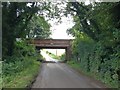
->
[[31, 51, 107, 88]]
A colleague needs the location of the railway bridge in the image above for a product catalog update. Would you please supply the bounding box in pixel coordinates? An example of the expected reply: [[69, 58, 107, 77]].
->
[[29, 39, 73, 61]]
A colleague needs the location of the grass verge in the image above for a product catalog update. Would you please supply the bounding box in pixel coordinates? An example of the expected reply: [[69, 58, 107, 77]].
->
[[3, 57, 40, 88]]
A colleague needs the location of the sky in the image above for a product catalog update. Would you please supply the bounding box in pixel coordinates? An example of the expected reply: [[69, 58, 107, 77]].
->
[[49, 16, 75, 39]]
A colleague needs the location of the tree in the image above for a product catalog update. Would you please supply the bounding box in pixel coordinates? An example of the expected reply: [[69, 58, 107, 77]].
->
[[2, 2, 39, 56], [66, 2, 120, 87], [2, 2, 52, 58], [26, 15, 51, 39]]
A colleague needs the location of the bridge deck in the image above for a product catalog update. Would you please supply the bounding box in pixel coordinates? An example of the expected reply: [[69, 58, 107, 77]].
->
[[29, 39, 73, 60]]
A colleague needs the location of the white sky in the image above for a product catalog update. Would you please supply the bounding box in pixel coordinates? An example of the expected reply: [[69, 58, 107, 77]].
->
[[49, 16, 75, 39]]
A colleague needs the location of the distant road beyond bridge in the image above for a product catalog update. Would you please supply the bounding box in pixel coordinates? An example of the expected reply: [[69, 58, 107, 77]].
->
[[29, 39, 73, 61]]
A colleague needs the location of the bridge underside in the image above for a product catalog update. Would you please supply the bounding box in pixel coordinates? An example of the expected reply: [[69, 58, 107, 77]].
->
[[36, 46, 70, 61], [29, 39, 72, 61], [36, 46, 67, 49]]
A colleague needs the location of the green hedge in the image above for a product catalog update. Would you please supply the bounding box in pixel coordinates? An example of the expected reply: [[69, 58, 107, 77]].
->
[[71, 37, 119, 88]]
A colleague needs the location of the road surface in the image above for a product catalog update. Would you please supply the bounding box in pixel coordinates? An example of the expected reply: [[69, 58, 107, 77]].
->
[[32, 51, 107, 88]]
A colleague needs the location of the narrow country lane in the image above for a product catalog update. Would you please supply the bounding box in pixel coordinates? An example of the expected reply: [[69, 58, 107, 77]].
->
[[32, 63, 107, 88], [31, 51, 107, 88]]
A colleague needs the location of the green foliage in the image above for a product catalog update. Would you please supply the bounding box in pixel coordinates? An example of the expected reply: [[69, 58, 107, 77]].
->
[[2, 39, 42, 88], [2, 2, 39, 57], [2, 3, 52, 87], [2, 1, 120, 88], [2, 2, 52, 58], [3, 57, 40, 88], [26, 15, 51, 39], [66, 2, 120, 88], [59, 53, 65, 61], [15, 40, 35, 56], [3, 56, 33, 76]]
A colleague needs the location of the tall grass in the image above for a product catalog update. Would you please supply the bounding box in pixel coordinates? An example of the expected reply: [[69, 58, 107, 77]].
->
[[2, 55, 41, 88]]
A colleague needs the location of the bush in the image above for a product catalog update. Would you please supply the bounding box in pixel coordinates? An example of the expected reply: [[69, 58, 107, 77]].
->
[[71, 35, 119, 88], [2, 39, 42, 88]]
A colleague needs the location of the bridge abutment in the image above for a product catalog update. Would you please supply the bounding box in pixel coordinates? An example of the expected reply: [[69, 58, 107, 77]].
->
[[65, 47, 71, 61]]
